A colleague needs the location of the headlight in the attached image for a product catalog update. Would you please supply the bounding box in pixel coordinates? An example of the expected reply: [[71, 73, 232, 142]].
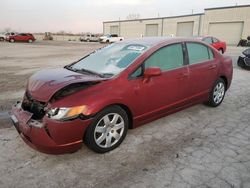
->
[[47, 106, 87, 120]]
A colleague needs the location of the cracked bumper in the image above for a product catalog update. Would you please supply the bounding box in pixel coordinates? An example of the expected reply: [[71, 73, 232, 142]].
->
[[10, 102, 93, 154]]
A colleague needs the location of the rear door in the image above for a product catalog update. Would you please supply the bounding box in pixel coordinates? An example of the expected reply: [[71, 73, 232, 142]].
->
[[186, 42, 219, 101], [129, 43, 190, 119]]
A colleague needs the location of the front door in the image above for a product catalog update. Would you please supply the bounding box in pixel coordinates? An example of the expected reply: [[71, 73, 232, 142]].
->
[[129, 43, 190, 122]]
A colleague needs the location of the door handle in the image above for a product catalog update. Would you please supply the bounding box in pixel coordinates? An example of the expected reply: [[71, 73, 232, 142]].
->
[[208, 65, 217, 70]]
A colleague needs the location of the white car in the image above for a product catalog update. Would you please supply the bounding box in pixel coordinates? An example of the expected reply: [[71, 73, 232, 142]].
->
[[4, 32, 17, 41], [0, 32, 16, 41], [99, 34, 124, 43], [0, 33, 5, 41], [80, 34, 99, 42]]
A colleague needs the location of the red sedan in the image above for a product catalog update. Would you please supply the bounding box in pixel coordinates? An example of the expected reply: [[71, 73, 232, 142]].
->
[[8, 33, 35, 43], [10, 37, 233, 154], [201, 36, 227, 54]]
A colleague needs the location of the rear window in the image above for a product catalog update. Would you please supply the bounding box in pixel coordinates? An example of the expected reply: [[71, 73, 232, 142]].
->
[[186, 43, 213, 65], [213, 38, 219, 43], [203, 37, 213, 44]]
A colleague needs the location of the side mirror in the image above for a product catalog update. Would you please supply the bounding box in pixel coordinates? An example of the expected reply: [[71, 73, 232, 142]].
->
[[143, 67, 161, 83], [144, 67, 161, 77]]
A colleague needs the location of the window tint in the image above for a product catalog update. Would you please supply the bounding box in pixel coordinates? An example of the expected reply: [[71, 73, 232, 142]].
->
[[130, 66, 143, 78], [187, 43, 211, 65], [203, 37, 213, 44], [208, 48, 214, 59], [144, 44, 184, 71]]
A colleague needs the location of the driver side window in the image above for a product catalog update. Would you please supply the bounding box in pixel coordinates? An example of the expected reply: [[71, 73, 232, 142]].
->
[[144, 43, 184, 71]]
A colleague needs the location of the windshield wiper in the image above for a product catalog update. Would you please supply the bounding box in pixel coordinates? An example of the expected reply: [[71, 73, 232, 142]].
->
[[79, 68, 101, 76], [65, 66, 113, 78], [99, 73, 114, 78]]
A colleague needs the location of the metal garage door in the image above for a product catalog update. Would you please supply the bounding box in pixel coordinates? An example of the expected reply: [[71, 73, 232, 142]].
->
[[110, 26, 119, 35], [177, 22, 194, 37], [145, 24, 158, 37], [209, 22, 243, 45]]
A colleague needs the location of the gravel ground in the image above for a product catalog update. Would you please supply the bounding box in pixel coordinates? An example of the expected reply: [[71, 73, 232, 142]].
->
[[0, 41, 249, 188]]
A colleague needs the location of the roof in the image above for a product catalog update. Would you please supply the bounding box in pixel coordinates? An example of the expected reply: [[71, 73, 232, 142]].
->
[[103, 13, 203, 24], [205, 4, 250, 11], [103, 4, 250, 24]]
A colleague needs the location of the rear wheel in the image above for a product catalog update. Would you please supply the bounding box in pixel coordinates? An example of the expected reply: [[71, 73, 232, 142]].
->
[[10, 39, 15, 43], [219, 48, 224, 54], [84, 105, 128, 153], [0, 37, 4, 41], [206, 78, 226, 107]]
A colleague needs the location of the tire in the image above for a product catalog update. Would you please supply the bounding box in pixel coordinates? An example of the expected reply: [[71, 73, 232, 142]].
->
[[0, 37, 4, 41], [84, 105, 128, 153], [10, 39, 15, 43], [106, 40, 110, 43], [219, 48, 224, 54], [206, 78, 226, 107], [28, 39, 33, 43]]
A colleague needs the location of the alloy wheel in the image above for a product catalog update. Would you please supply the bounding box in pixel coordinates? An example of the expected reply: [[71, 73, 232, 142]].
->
[[94, 113, 125, 148], [213, 82, 225, 104]]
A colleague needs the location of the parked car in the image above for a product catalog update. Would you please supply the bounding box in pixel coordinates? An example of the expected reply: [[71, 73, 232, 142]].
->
[[199, 36, 227, 54], [80, 34, 99, 42], [10, 37, 233, 154], [0, 33, 5, 41], [237, 48, 250, 70], [237, 36, 250, 47], [8, 33, 35, 43], [99, 34, 124, 43], [0, 32, 16, 41]]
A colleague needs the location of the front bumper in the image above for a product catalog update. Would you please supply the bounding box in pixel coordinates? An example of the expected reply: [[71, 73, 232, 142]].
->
[[10, 102, 93, 154]]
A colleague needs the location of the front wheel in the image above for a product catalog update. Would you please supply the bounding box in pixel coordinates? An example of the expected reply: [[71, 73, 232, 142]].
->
[[10, 39, 15, 43], [84, 105, 128, 153], [28, 39, 33, 43], [206, 78, 226, 107]]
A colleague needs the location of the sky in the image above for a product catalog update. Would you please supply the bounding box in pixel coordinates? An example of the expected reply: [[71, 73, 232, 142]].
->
[[1, 0, 250, 33]]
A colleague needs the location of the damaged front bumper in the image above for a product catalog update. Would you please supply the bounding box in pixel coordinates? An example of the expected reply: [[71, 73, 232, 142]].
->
[[10, 102, 93, 154]]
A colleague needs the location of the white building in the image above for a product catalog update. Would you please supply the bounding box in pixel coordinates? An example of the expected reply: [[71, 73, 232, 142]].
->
[[103, 5, 250, 45]]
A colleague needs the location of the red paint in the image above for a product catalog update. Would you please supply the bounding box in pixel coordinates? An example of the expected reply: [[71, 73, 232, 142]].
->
[[202, 36, 227, 53], [10, 37, 233, 154], [8, 33, 35, 42]]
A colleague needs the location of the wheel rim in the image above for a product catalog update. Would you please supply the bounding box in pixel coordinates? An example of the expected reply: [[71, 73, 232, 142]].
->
[[213, 82, 225, 104], [94, 113, 125, 148]]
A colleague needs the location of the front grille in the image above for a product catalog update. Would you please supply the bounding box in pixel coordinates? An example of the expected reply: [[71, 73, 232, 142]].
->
[[22, 91, 46, 120]]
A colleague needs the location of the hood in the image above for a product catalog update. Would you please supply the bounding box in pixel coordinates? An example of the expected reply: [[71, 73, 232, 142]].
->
[[27, 68, 105, 102]]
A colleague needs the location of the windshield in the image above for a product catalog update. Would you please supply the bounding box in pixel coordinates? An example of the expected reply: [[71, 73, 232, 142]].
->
[[70, 43, 148, 77]]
